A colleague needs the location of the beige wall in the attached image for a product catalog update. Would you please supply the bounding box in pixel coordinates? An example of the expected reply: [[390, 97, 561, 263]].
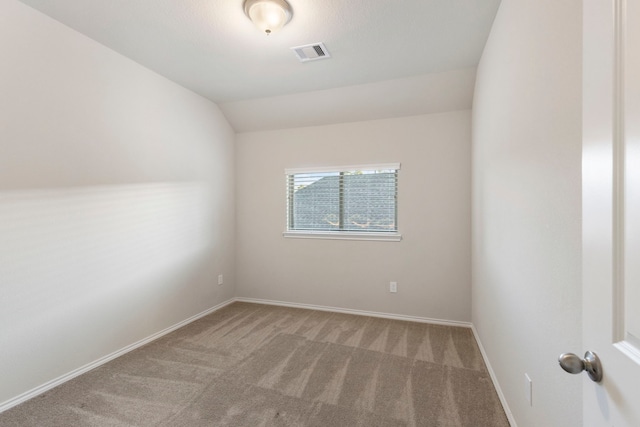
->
[[472, 0, 582, 425], [0, 0, 235, 406], [236, 111, 471, 322]]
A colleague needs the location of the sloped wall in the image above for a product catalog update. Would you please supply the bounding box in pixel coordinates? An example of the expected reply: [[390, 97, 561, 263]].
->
[[0, 0, 235, 406]]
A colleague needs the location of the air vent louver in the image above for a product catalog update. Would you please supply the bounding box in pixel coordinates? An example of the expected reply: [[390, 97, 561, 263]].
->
[[291, 42, 331, 63]]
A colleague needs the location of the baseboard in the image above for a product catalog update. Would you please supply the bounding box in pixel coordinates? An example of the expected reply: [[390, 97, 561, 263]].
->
[[471, 325, 517, 427], [0, 298, 236, 414], [234, 297, 472, 328]]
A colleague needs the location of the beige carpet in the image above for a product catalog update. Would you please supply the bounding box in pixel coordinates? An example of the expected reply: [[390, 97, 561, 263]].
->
[[0, 302, 509, 426]]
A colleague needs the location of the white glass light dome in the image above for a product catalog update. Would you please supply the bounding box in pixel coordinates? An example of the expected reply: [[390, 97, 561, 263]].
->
[[243, 0, 293, 35]]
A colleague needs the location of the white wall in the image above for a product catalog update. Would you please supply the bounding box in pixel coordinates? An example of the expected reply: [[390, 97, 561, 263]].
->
[[0, 0, 235, 406], [220, 68, 476, 132], [472, 1, 582, 426], [236, 111, 471, 322]]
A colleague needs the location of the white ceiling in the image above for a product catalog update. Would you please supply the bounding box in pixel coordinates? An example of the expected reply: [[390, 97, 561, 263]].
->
[[17, 0, 501, 131]]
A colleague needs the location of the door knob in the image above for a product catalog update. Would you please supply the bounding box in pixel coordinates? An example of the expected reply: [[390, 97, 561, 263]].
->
[[558, 351, 603, 382]]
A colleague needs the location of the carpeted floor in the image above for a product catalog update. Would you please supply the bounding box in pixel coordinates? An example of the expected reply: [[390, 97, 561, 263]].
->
[[0, 302, 510, 426]]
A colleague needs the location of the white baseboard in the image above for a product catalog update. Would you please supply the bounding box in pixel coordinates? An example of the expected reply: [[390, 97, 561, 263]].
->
[[471, 325, 517, 427], [234, 297, 472, 328], [0, 298, 236, 414]]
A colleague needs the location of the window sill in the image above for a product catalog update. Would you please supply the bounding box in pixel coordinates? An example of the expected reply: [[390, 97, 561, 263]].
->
[[283, 231, 402, 242]]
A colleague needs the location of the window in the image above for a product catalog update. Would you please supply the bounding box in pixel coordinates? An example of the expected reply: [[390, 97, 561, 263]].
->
[[284, 164, 401, 241]]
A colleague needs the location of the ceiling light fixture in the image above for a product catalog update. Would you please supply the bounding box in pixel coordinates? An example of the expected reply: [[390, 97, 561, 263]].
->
[[243, 0, 293, 35]]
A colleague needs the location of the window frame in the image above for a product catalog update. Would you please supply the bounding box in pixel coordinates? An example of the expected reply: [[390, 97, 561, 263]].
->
[[283, 163, 402, 242]]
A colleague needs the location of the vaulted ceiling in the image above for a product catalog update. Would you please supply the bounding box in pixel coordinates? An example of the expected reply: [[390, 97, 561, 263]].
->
[[18, 0, 501, 131]]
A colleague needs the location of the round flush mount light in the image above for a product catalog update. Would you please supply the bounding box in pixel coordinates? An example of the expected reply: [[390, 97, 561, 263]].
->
[[243, 0, 293, 35]]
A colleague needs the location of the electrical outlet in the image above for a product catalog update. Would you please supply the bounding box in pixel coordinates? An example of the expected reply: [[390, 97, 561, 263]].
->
[[218, 274, 223, 285], [390, 282, 397, 293], [525, 373, 532, 406]]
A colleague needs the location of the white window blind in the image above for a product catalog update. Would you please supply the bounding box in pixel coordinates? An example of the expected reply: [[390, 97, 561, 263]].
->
[[285, 164, 400, 240]]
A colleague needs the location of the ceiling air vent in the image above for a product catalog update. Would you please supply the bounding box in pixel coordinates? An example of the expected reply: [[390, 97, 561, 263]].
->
[[291, 42, 331, 63]]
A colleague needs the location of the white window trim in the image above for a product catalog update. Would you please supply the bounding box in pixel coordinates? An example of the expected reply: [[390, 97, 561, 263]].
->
[[284, 163, 401, 241], [283, 230, 402, 242], [284, 163, 400, 175]]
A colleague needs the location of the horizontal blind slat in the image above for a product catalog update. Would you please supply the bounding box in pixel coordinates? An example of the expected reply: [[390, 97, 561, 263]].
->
[[287, 166, 398, 233]]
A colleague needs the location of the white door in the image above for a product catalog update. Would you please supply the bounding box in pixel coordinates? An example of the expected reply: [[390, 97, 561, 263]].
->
[[583, 0, 640, 425]]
